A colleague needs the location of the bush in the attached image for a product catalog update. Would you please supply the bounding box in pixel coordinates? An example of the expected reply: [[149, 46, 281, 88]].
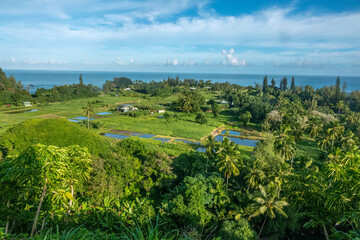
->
[[218, 219, 257, 240], [195, 112, 207, 124], [239, 111, 252, 126], [0, 119, 112, 158]]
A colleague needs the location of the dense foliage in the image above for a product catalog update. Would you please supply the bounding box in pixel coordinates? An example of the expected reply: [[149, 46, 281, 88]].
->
[[1, 72, 360, 239], [0, 68, 31, 106], [0, 70, 99, 106]]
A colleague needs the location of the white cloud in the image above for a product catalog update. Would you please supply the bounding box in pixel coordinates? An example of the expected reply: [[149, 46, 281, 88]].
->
[[9, 57, 16, 63], [48, 58, 56, 65], [113, 57, 125, 65], [172, 58, 179, 66], [221, 48, 247, 66], [163, 58, 179, 66], [1, 1, 360, 73]]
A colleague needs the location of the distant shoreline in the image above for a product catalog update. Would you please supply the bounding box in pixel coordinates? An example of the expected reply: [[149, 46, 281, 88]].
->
[[3, 69, 360, 93]]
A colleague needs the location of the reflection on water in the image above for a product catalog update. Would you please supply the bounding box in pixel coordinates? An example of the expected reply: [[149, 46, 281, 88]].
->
[[221, 130, 241, 136], [153, 137, 171, 142], [104, 133, 129, 140], [96, 112, 112, 115]]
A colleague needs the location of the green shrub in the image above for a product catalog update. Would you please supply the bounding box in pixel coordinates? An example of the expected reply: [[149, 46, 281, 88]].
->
[[0, 118, 112, 158], [217, 219, 257, 240], [195, 112, 207, 124]]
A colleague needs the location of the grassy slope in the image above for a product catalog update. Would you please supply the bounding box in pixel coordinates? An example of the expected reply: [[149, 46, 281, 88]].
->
[[0, 93, 234, 140]]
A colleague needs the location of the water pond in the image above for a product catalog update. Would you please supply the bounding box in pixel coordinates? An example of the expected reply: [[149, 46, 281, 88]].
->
[[139, 134, 156, 139], [153, 137, 171, 142], [221, 130, 241, 136], [26, 109, 39, 113], [96, 112, 112, 115], [74, 116, 94, 120], [104, 133, 129, 140], [230, 138, 258, 147], [175, 139, 197, 144], [196, 135, 258, 151], [68, 119, 81, 123], [110, 130, 142, 136], [6, 109, 39, 114], [197, 147, 206, 153]]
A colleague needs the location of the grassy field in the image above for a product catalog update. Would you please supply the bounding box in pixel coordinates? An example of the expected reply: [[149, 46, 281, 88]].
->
[[0, 94, 236, 140]]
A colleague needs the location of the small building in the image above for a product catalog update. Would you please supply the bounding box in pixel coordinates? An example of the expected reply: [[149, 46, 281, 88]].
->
[[120, 106, 129, 112], [215, 100, 229, 104], [124, 88, 132, 91], [158, 110, 166, 113], [116, 104, 138, 113], [189, 87, 197, 90], [23, 102, 32, 107]]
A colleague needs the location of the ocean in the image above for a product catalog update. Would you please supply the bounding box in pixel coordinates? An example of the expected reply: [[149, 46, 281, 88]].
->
[[3, 69, 360, 93]]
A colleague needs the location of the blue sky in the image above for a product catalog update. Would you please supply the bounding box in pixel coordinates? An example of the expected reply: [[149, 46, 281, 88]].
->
[[1, 0, 360, 75]]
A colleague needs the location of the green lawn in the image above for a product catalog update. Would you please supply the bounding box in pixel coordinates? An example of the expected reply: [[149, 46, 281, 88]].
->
[[92, 110, 233, 140], [0, 94, 235, 140]]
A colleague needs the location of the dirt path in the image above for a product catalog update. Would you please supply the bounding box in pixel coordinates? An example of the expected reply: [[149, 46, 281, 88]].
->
[[200, 125, 226, 142]]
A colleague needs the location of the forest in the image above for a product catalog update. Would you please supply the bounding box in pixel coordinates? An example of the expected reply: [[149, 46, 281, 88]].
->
[[0, 70, 360, 240]]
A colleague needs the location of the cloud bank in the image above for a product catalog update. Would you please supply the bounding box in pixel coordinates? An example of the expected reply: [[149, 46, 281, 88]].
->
[[0, 0, 359, 74]]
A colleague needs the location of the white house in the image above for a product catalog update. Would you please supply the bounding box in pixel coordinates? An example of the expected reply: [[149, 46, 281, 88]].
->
[[158, 110, 165, 113], [124, 88, 132, 91], [23, 102, 32, 107], [116, 104, 138, 113]]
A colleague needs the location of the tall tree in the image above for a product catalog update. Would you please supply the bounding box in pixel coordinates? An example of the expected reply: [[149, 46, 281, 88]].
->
[[282, 77, 288, 90], [290, 76, 295, 91], [263, 75, 268, 93], [249, 182, 289, 238], [211, 102, 220, 118], [85, 101, 93, 130], [217, 137, 242, 188], [335, 76, 341, 104], [79, 74, 83, 85], [326, 121, 344, 151], [202, 135, 217, 160], [271, 78, 276, 88], [274, 125, 296, 169], [342, 81, 347, 93]]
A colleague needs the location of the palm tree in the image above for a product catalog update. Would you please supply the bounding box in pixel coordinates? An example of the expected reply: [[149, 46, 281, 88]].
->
[[326, 121, 344, 151], [341, 131, 358, 152], [249, 182, 289, 238], [274, 126, 297, 169], [336, 100, 348, 114], [85, 101, 93, 129], [217, 137, 242, 188], [202, 135, 217, 158], [201, 135, 217, 172], [308, 118, 323, 139], [318, 135, 330, 153], [245, 165, 266, 191]]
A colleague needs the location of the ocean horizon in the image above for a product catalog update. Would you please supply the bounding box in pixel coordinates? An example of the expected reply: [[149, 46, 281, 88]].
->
[[4, 69, 360, 93]]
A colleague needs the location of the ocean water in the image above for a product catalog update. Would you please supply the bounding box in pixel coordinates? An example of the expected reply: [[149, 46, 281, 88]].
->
[[3, 69, 360, 93]]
